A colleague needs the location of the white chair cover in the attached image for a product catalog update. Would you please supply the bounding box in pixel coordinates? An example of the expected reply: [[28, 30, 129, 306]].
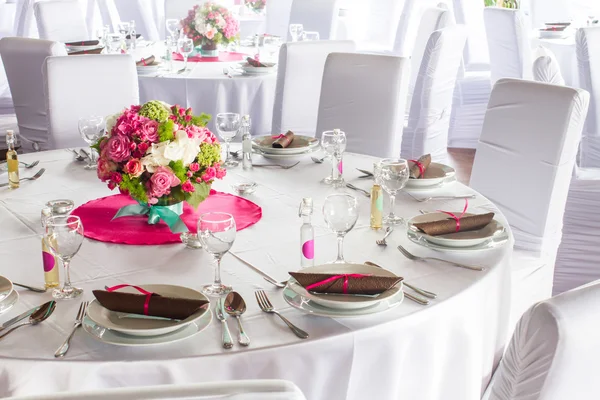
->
[[34, 0, 89, 42], [483, 280, 600, 400], [316, 52, 409, 158], [402, 26, 467, 164], [0, 37, 67, 151], [529, 0, 572, 29], [11, 380, 307, 400], [452, 0, 489, 67], [344, 0, 405, 53], [43, 54, 139, 150], [97, 0, 121, 33], [288, 0, 339, 41], [532, 55, 565, 85], [14, 0, 38, 38], [470, 78, 589, 325], [113, 0, 159, 41], [265, 0, 293, 39], [0, 0, 16, 37], [272, 40, 356, 137], [484, 8, 532, 85]]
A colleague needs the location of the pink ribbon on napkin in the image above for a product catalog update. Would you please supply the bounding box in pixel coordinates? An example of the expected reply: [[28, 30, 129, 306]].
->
[[305, 274, 372, 294], [437, 198, 469, 232], [272, 134, 286, 140], [106, 284, 154, 315], [409, 159, 425, 177]]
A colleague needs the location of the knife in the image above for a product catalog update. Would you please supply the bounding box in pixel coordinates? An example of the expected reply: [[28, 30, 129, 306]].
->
[[0, 305, 42, 331]]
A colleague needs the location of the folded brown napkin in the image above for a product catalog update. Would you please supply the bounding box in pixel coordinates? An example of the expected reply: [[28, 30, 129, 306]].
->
[[65, 40, 100, 46], [136, 56, 155, 66], [272, 131, 294, 148], [409, 154, 432, 179], [247, 56, 266, 67], [68, 47, 104, 55], [414, 212, 495, 236], [92, 290, 208, 320], [126, 33, 142, 39], [289, 272, 402, 295]]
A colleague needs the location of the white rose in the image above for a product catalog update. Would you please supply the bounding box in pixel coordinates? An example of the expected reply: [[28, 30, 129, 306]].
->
[[142, 142, 171, 172], [104, 113, 120, 135], [163, 130, 201, 166], [194, 16, 206, 34]]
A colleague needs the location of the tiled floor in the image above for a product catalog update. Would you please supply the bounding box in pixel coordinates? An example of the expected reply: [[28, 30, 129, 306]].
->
[[448, 148, 476, 185]]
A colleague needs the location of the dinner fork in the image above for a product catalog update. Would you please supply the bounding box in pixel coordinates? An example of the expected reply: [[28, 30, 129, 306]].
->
[[364, 261, 437, 299], [0, 168, 45, 187], [0, 160, 39, 169], [411, 194, 476, 203], [255, 290, 309, 339], [376, 226, 394, 246], [54, 301, 88, 358], [397, 245, 485, 271], [253, 162, 300, 170], [346, 183, 370, 197]]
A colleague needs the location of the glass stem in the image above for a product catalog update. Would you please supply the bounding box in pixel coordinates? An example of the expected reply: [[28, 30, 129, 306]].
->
[[214, 256, 222, 287], [62, 259, 73, 291], [89, 146, 96, 165], [332, 154, 340, 180], [389, 193, 396, 218], [336, 235, 345, 263], [224, 141, 231, 163]]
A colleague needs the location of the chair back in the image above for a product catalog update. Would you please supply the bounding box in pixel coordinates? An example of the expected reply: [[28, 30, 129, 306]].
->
[[34, 0, 89, 42], [113, 0, 159, 41], [288, 0, 340, 41]]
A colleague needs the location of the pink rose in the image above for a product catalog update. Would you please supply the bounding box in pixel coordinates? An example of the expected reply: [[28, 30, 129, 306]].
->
[[215, 166, 226, 179], [201, 166, 216, 182], [149, 166, 181, 198], [97, 158, 117, 181], [107, 135, 132, 162], [141, 120, 159, 143], [110, 172, 122, 184], [124, 158, 144, 177], [182, 180, 195, 193], [186, 171, 193, 177], [189, 162, 200, 172]]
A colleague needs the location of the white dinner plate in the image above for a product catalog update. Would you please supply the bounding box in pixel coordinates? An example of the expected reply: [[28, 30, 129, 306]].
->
[[136, 63, 161, 75], [407, 212, 506, 249], [539, 30, 567, 39], [283, 286, 403, 318], [87, 284, 210, 337], [0, 289, 19, 315], [405, 162, 456, 189], [254, 146, 319, 160], [66, 44, 103, 52], [82, 309, 212, 347], [240, 62, 277, 74], [252, 135, 320, 155], [403, 177, 457, 192], [0, 276, 13, 303], [287, 263, 402, 310]]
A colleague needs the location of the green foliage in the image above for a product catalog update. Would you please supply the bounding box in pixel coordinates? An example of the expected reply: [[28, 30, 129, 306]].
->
[[187, 181, 211, 209], [139, 100, 170, 122], [197, 143, 222, 167], [192, 113, 211, 127], [169, 160, 187, 183], [120, 175, 148, 203], [158, 120, 175, 142]]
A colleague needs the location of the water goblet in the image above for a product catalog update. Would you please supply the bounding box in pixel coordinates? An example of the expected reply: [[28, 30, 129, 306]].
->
[[323, 194, 359, 264], [79, 116, 105, 170], [166, 18, 180, 39], [44, 215, 84, 299], [197, 212, 236, 296], [216, 113, 241, 168], [117, 21, 131, 49], [321, 130, 346, 187], [289, 24, 304, 42], [177, 36, 194, 72], [107, 33, 122, 53], [379, 158, 409, 225], [263, 36, 282, 63]]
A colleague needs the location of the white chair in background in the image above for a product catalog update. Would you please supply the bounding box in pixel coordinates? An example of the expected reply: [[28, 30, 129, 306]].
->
[[402, 26, 467, 164], [113, 0, 159, 41], [43, 54, 139, 150], [470, 78, 589, 327], [272, 40, 356, 137], [97, 0, 121, 33], [288, 0, 340, 41], [0, 37, 67, 152], [452, 0, 489, 68], [529, 0, 572, 29], [482, 280, 600, 400], [316, 52, 409, 158], [265, 0, 293, 39], [533, 55, 565, 85], [34, 0, 89, 42]]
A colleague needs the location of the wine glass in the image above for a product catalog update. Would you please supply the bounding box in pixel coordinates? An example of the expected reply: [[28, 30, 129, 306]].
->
[[263, 36, 282, 62], [302, 31, 320, 41], [117, 21, 131, 49], [216, 113, 241, 168], [166, 18, 181, 39], [197, 212, 236, 296], [44, 215, 84, 299], [289, 24, 304, 42], [379, 158, 409, 225], [79, 116, 105, 170], [323, 194, 358, 264], [177, 36, 194, 72], [321, 130, 346, 187]]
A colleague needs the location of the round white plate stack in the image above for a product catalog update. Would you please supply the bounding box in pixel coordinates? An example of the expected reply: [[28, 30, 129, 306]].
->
[[240, 62, 277, 75], [252, 135, 320, 160], [136, 61, 161, 76], [0, 276, 18, 315], [405, 162, 456, 190]]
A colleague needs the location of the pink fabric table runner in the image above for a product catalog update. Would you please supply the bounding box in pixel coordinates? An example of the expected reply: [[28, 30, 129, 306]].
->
[[172, 52, 245, 63]]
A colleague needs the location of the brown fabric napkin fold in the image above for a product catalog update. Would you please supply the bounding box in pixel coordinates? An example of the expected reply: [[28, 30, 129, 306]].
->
[[414, 212, 495, 236], [65, 40, 100, 46], [92, 290, 208, 320], [247, 56, 266, 67], [126, 33, 142, 39], [272, 131, 295, 148], [136, 56, 156, 66], [289, 272, 403, 295], [409, 154, 432, 179], [68, 47, 104, 55]]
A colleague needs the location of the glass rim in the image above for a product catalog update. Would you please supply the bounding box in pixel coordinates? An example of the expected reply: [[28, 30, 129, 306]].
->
[[45, 215, 81, 226], [216, 112, 241, 119], [380, 158, 408, 165], [322, 130, 345, 136], [324, 193, 357, 202], [198, 212, 235, 224]]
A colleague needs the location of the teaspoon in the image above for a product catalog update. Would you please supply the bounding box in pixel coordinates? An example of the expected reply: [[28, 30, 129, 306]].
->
[[0, 300, 56, 339], [225, 292, 250, 346]]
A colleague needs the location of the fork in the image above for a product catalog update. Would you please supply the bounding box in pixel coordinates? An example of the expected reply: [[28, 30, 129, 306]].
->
[[253, 162, 300, 170], [255, 290, 309, 339], [54, 301, 88, 358], [412, 195, 476, 203], [0, 168, 45, 187], [346, 183, 370, 197], [397, 245, 485, 271], [0, 160, 39, 168], [364, 261, 437, 299], [376, 226, 394, 246]]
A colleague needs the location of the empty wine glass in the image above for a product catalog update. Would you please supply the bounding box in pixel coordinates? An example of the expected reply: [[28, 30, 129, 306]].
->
[[117, 21, 131, 45], [321, 129, 346, 187], [107, 33, 122, 53], [302, 31, 320, 41], [79, 116, 105, 170], [166, 18, 180, 39], [289, 24, 304, 42], [263, 36, 282, 62], [323, 194, 358, 264], [177, 36, 194, 72], [379, 158, 409, 225], [45, 215, 84, 299], [197, 212, 236, 296], [216, 113, 241, 168]]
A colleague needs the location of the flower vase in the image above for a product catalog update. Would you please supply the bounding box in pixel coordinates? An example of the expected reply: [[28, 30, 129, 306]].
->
[[201, 42, 219, 58], [112, 194, 189, 234], [189, 46, 202, 58]]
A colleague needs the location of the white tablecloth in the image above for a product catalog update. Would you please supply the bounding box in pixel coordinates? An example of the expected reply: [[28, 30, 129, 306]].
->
[[0, 149, 513, 400]]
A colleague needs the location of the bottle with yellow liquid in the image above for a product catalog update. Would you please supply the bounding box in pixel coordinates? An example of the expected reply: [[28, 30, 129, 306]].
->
[[6, 130, 19, 189], [41, 208, 60, 289], [370, 184, 383, 230]]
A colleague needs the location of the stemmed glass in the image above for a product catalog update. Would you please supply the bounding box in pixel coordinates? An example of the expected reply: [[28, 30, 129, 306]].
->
[[117, 21, 131, 50], [177, 36, 194, 72], [302, 31, 320, 41], [166, 18, 180, 39], [263, 36, 282, 63], [289, 24, 304, 42], [323, 194, 359, 264], [107, 33, 122, 53], [197, 212, 236, 296], [44, 215, 84, 299], [321, 130, 346, 187], [79, 116, 105, 170], [379, 158, 409, 225], [216, 113, 241, 168]]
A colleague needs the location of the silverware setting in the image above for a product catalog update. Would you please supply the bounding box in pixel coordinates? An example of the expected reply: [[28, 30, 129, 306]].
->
[[253, 162, 300, 170], [0, 160, 39, 169], [397, 245, 485, 271], [356, 168, 374, 178], [216, 298, 234, 349], [255, 290, 309, 339], [0, 168, 45, 187], [224, 292, 250, 346], [54, 301, 88, 358], [12, 282, 46, 293], [411, 194, 476, 203], [229, 252, 285, 287], [311, 156, 326, 164], [67, 149, 86, 162], [376, 226, 394, 246], [346, 183, 370, 197], [79, 149, 91, 161], [364, 261, 436, 305], [0, 300, 56, 339], [0, 304, 43, 331]]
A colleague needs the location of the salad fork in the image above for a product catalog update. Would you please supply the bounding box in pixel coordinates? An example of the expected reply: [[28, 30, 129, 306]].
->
[[255, 290, 308, 339], [0, 168, 45, 187], [54, 301, 88, 358], [397, 245, 485, 271]]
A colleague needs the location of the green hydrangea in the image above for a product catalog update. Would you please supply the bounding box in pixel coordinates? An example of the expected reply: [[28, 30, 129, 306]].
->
[[169, 160, 187, 183], [158, 120, 175, 142], [139, 100, 171, 122], [191, 113, 211, 127], [119, 175, 148, 203], [197, 143, 222, 167]]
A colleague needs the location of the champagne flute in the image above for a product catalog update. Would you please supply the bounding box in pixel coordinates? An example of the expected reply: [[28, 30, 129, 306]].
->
[[379, 158, 409, 225], [289, 24, 304, 42], [323, 194, 359, 264], [321, 129, 346, 187], [216, 113, 241, 168], [45, 215, 84, 299], [79, 116, 105, 170], [177, 36, 194, 72], [197, 212, 236, 296]]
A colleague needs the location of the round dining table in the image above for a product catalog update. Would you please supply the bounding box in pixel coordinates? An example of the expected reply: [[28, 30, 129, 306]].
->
[[0, 148, 513, 400]]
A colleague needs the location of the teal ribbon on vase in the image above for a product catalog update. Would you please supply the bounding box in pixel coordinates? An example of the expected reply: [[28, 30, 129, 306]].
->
[[112, 202, 189, 233]]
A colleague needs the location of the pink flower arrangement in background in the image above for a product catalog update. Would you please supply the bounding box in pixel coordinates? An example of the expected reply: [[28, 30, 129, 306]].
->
[[245, 0, 266, 13], [181, 2, 240, 47]]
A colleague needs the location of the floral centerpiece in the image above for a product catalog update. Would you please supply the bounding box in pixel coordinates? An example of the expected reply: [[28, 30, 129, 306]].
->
[[245, 0, 266, 14], [181, 2, 240, 57], [94, 100, 226, 233]]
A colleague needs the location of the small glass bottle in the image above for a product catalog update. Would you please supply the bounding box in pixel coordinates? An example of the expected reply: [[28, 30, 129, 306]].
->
[[6, 130, 19, 189], [370, 183, 384, 230], [41, 200, 75, 289], [241, 115, 253, 170], [299, 198, 315, 268]]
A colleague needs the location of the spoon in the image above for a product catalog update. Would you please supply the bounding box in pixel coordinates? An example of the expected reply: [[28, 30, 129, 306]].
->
[[311, 156, 326, 164], [224, 292, 250, 346], [0, 300, 56, 339]]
